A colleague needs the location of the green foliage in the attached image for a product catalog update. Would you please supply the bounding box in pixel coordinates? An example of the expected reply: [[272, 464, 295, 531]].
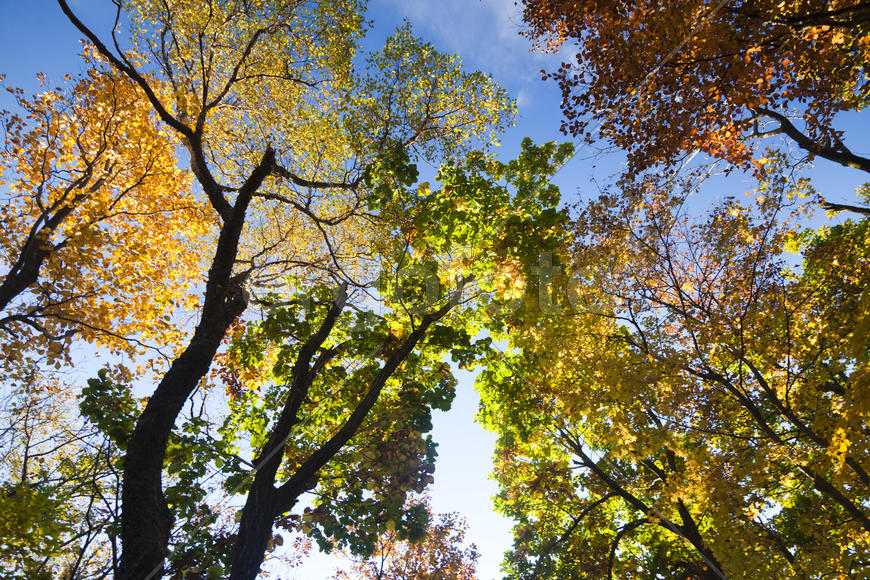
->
[[222, 281, 452, 556], [0, 482, 69, 580], [348, 22, 514, 162], [214, 138, 570, 561], [80, 369, 139, 451]]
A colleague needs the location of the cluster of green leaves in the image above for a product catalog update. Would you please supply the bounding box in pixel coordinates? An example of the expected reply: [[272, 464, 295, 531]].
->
[[221, 287, 451, 554], [0, 482, 73, 580], [214, 138, 572, 564], [81, 367, 252, 577], [80, 369, 139, 451]]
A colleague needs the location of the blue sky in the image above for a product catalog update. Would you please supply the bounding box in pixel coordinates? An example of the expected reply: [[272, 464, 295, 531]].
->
[[3, 1, 869, 579]]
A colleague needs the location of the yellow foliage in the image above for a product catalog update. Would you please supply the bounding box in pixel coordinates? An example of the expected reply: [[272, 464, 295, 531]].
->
[[0, 50, 212, 373]]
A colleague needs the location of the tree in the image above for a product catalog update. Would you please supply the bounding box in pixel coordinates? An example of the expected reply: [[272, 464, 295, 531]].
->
[[482, 6, 870, 575], [43, 1, 545, 578], [519, 0, 870, 186], [479, 162, 870, 578], [333, 499, 479, 580], [0, 371, 123, 579], [0, 49, 207, 376], [220, 140, 569, 579]]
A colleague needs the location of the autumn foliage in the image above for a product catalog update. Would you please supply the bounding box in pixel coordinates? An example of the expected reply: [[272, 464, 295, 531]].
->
[[2, 1, 870, 580], [334, 501, 479, 580], [521, 0, 870, 173], [479, 160, 870, 578], [0, 50, 208, 373]]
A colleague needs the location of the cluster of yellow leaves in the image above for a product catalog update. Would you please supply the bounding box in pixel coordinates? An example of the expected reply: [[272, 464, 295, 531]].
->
[[0, 49, 213, 373], [483, 164, 870, 577]]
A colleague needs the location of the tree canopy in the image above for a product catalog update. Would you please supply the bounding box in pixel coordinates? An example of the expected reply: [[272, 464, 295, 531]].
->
[[480, 166, 870, 578], [1, 1, 868, 579], [333, 500, 480, 580], [521, 0, 870, 180], [469, 2, 870, 578], [0, 49, 208, 375], [0, 1, 564, 578]]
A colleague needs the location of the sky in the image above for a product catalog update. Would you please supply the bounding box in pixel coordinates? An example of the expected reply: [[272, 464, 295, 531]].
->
[[2, 1, 869, 579]]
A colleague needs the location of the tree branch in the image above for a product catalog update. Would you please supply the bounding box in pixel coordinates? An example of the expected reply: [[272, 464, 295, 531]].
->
[[272, 279, 468, 514], [753, 107, 870, 173], [57, 0, 193, 140], [820, 199, 870, 216]]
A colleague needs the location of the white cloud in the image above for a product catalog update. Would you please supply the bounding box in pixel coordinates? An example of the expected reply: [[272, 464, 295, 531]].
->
[[516, 87, 532, 109], [371, 0, 563, 84]]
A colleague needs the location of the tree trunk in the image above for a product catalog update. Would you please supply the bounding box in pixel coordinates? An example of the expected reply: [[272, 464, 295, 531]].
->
[[116, 327, 234, 579], [115, 149, 274, 578], [228, 482, 280, 580]]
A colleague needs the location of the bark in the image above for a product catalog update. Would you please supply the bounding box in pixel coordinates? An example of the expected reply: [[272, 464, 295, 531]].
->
[[116, 149, 275, 580], [229, 284, 347, 580], [0, 232, 56, 314], [820, 200, 870, 216], [229, 482, 280, 580]]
